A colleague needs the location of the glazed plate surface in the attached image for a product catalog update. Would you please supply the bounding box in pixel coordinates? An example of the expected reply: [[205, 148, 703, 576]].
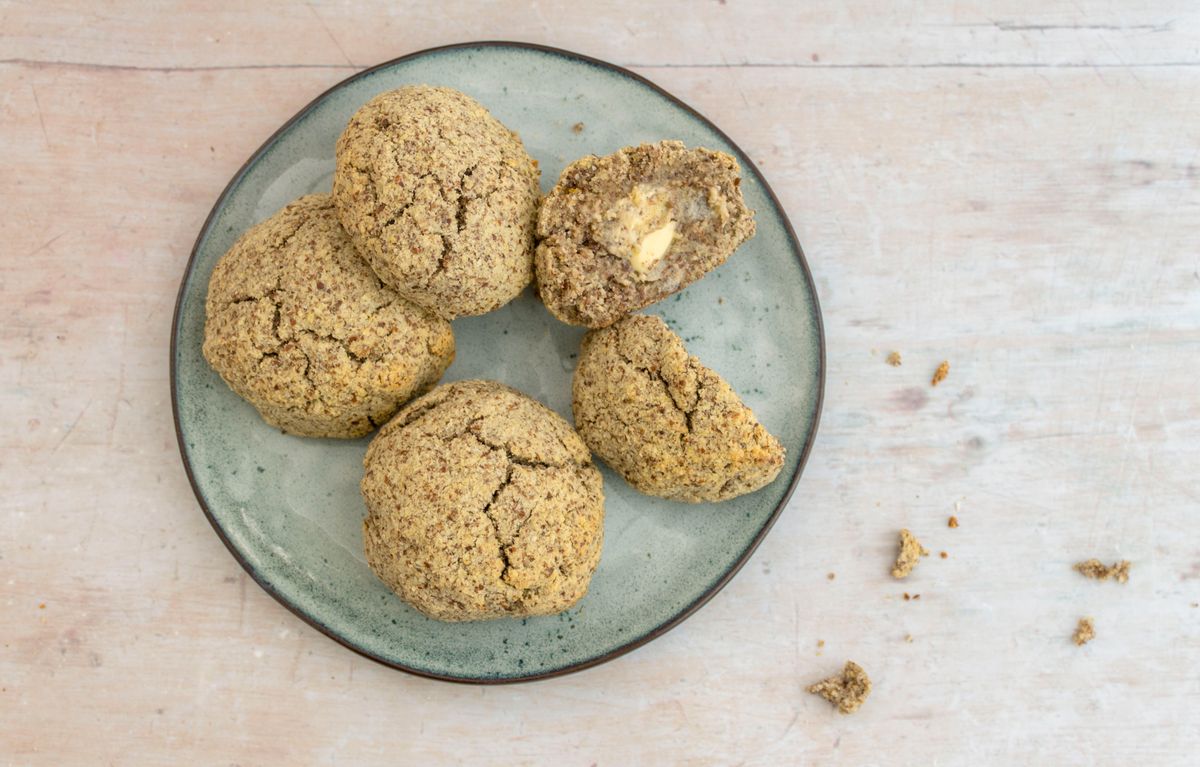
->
[[171, 42, 824, 682]]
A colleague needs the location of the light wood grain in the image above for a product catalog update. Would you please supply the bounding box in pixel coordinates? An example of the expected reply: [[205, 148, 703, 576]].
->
[[2, 1, 1199, 765]]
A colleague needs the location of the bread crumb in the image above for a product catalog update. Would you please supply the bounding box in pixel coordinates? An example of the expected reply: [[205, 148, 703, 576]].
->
[[948, 516, 959, 528], [718, 296, 725, 305], [817, 639, 825, 648], [891, 529, 929, 579], [571, 122, 585, 133], [1074, 559, 1131, 584], [1073, 617, 1095, 646], [826, 572, 836, 581], [807, 661, 871, 714], [903, 592, 911, 601], [931, 360, 950, 386], [939, 551, 948, 559], [886, 351, 902, 367], [905, 634, 914, 643], [38, 603, 46, 609]]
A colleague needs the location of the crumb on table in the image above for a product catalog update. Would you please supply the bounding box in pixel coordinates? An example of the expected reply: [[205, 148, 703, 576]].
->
[[891, 528, 929, 579], [807, 661, 871, 714], [931, 360, 950, 386], [948, 516, 959, 528], [939, 551, 948, 559], [886, 351, 902, 367], [1073, 617, 1095, 646], [571, 122, 584, 133], [826, 572, 836, 581], [1074, 559, 1131, 583]]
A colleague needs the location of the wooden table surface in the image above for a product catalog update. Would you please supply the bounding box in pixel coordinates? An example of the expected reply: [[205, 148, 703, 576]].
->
[[3, 1, 1198, 764]]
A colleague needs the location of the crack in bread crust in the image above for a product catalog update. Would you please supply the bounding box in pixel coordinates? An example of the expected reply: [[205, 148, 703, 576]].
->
[[610, 344, 702, 439], [572, 314, 785, 503], [361, 380, 605, 622], [202, 194, 454, 438], [332, 86, 540, 319]]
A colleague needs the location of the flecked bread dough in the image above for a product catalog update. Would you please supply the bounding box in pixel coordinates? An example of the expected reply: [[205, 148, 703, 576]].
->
[[535, 140, 756, 328], [202, 194, 455, 438], [361, 380, 605, 622], [572, 315, 785, 502], [333, 85, 541, 319]]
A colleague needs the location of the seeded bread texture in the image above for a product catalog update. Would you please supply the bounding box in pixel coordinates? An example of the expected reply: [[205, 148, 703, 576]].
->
[[361, 380, 605, 622], [333, 85, 541, 319], [536, 140, 756, 328], [202, 194, 455, 438], [572, 314, 784, 502]]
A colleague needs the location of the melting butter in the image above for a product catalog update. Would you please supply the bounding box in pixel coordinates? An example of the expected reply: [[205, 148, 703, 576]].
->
[[630, 220, 677, 278]]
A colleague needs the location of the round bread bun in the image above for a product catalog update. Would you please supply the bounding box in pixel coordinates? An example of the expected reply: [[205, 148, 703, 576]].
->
[[361, 380, 605, 621], [333, 85, 541, 319], [202, 194, 454, 438]]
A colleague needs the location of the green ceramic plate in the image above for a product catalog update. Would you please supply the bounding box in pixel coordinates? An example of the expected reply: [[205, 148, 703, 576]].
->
[[171, 42, 824, 683]]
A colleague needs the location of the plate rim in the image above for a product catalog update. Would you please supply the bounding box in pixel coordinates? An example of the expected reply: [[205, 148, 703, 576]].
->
[[170, 40, 826, 684]]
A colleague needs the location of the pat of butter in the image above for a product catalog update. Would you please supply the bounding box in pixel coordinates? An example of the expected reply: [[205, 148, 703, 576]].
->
[[629, 220, 677, 278]]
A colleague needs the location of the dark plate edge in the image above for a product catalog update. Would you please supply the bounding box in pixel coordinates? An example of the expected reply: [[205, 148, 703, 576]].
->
[[169, 40, 827, 685]]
